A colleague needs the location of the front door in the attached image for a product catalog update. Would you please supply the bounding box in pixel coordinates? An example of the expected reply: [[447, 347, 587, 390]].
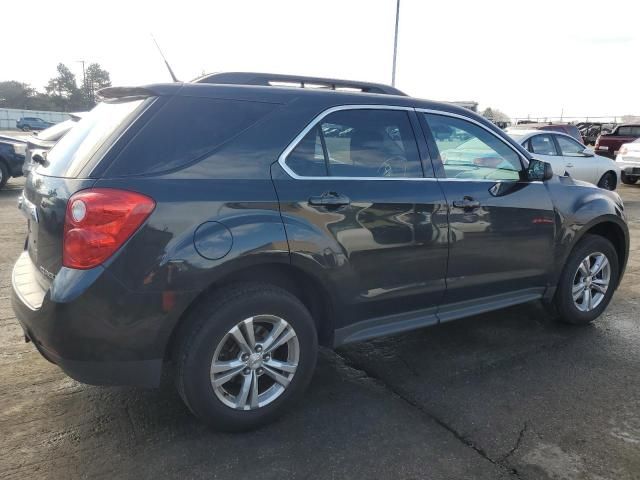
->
[[420, 112, 556, 308], [272, 107, 449, 325]]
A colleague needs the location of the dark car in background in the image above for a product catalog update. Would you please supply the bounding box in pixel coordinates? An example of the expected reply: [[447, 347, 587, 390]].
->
[[0, 135, 27, 189], [511, 122, 584, 144], [11, 73, 629, 431], [16, 117, 54, 131], [22, 113, 85, 177]]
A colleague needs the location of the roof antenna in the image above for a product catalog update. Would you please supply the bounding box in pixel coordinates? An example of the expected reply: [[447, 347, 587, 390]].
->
[[151, 34, 179, 82]]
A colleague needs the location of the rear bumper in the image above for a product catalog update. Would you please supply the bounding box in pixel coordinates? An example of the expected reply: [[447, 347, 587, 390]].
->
[[616, 157, 640, 176], [10, 251, 177, 387]]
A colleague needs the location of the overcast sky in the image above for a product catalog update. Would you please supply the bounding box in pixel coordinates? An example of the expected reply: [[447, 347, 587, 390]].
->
[[2, 0, 638, 119]]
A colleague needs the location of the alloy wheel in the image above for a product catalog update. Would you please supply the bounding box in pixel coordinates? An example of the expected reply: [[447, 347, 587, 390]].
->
[[572, 252, 611, 312], [210, 315, 300, 410]]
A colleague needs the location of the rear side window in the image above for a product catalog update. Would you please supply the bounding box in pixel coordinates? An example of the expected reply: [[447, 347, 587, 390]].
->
[[38, 99, 144, 178], [529, 134, 558, 156], [285, 109, 423, 178], [107, 96, 277, 176]]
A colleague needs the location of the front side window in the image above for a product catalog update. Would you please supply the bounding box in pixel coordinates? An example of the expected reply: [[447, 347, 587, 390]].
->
[[423, 113, 522, 181], [285, 109, 423, 178], [618, 126, 632, 136], [556, 135, 586, 157], [529, 134, 558, 156]]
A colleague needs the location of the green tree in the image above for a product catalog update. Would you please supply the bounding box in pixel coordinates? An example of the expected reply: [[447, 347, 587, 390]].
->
[[82, 63, 112, 107], [0, 81, 37, 108], [45, 63, 84, 111]]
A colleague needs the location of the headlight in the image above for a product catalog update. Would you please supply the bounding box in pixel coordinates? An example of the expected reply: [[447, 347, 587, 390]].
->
[[13, 144, 26, 156]]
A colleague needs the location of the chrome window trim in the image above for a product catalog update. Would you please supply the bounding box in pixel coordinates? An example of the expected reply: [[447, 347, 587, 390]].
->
[[278, 104, 431, 181], [277, 104, 530, 182]]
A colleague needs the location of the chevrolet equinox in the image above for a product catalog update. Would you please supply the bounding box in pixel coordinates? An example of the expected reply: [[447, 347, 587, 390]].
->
[[12, 73, 629, 431]]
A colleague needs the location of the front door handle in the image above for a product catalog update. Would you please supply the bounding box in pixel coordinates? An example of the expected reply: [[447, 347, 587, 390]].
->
[[452, 196, 481, 210], [565, 163, 574, 167], [308, 192, 351, 208]]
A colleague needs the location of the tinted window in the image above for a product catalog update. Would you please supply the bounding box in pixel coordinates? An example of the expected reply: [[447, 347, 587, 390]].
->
[[286, 126, 327, 176], [424, 113, 521, 181], [285, 109, 423, 178], [39, 99, 144, 178], [529, 134, 558, 156], [556, 135, 585, 156], [107, 96, 277, 176], [618, 126, 632, 135]]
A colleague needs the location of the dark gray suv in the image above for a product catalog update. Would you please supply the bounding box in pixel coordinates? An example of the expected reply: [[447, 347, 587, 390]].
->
[[12, 73, 629, 431]]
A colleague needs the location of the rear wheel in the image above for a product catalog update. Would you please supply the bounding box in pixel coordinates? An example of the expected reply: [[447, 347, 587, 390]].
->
[[621, 172, 638, 185], [597, 171, 617, 190], [175, 283, 318, 431], [0, 162, 8, 189], [553, 235, 619, 325]]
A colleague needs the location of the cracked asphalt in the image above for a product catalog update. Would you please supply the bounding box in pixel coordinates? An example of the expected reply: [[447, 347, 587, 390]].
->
[[1, 177, 639, 479]]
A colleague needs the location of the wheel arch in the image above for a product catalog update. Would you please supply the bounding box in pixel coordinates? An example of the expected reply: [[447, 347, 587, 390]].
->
[[164, 262, 337, 362]]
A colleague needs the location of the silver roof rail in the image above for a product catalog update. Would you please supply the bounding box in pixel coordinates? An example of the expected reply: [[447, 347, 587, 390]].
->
[[193, 72, 406, 96]]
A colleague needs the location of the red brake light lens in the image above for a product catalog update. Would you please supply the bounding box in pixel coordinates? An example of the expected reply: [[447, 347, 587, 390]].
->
[[63, 188, 155, 269]]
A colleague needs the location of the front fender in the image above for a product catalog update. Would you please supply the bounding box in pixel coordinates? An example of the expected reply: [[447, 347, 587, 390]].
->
[[546, 178, 628, 288]]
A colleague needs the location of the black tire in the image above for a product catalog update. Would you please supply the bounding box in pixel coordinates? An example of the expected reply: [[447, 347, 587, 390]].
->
[[597, 171, 617, 190], [0, 161, 8, 189], [21, 126, 31, 132], [553, 234, 619, 325], [621, 172, 638, 185], [175, 283, 318, 431]]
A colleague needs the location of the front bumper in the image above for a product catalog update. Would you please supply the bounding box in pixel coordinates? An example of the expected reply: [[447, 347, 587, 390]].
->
[[11, 251, 169, 387]]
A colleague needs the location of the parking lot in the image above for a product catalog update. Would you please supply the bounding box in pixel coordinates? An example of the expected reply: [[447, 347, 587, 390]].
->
[[1, 176, 638, 479]]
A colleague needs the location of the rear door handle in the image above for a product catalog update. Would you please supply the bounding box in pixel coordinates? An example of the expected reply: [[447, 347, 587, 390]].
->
[[308, 192, 351, 208], [452, 197, 480, 209], [565, 163, 574, 168]]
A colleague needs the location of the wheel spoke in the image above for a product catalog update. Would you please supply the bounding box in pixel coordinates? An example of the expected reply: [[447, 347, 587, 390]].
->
[[573, 282, 586, 300], [592, 280, 607, 294], [229, 325, 252, 354], [263, 327, 296, 355], [212, 365, 245, 387], [590, 255, 608, 276], [263, 365, 291, 387], [211, 358, 244, 374], [583, 287, 593, 310], [235, 372, 252, 409], [242, 317, 256, 349], [249, 371, 259, 409], [264, 358, 298, 373], [579, 258, 591, 276], [261, 320, 287, 352]]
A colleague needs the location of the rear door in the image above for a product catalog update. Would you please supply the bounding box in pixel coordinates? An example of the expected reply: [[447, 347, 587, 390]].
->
[[272, 106, 449, 323]]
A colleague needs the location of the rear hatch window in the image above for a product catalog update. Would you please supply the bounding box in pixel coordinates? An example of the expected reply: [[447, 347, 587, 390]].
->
[[104, 96, 277, 177], [36, 99, 145, 178]]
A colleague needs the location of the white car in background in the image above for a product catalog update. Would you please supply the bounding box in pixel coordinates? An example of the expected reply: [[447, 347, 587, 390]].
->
[[506, 129, 620, 190], [616, 138, 640, 185]]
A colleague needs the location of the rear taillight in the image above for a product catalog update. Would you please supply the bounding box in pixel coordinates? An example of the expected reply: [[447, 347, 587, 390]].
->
[[63, 188, 155, 270], [619, 146, 628, 155]]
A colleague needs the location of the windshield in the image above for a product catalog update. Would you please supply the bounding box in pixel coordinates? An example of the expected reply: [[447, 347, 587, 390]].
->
[[38, 99, 145, 178]]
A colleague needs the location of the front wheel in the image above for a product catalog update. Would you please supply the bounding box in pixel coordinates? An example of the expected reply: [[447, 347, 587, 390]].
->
[[621, 172, 638, 185], [597, 171, 617, 190], [175, 283, 318, 431], [553, 235, 619, 325]]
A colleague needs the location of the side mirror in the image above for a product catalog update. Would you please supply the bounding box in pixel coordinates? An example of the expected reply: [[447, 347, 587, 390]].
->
[[582, 148, 594, 157], [527, 159, 553, 181]]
